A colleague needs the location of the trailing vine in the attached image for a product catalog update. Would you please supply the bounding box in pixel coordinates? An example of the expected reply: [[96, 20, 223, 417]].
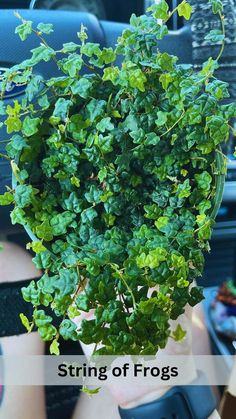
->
[[0, 0, 235, 355]]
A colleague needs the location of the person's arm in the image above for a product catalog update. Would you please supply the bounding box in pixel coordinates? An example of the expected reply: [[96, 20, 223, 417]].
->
[[0, 240, 46, 419], [220, 357, 236, 418]]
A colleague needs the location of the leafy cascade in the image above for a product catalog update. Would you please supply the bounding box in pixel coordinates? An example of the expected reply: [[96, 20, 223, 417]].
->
[[0, 0, 235, 355]]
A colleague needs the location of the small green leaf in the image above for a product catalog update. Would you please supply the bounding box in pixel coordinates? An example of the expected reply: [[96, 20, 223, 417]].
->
[[148, 0, 169, 20], [71, 78, 93, 98], [53, 98, 72, 121], [37, 22, 54, 35], [0, 192, 14, 205], [177, 1, 192, 20], [50, 339, 60, 355], [82, 387, 101, 396], [30, 45, 55, 64], [81, 43, 101, 57], [70, 176, 81, 187], [98, 167, 107, 182], [14, 184, 35, 208], [22, 116, 40, 137], [26, 241, 47, 253], [20, 313, 33, 332], [15, 20, 32, 41], [62, 54, 83, 77], [155, 111, 168, 127], [209, 0, 223, 14], [195, 171, 212, 191], [155, 216, 169, 231], [128, 68, 147, 92], [96, 117, 114, 133], [76, 294, 90, 312], [35, 220, 54, 242], [205, 30, 225, 43], [172, 324, 186, 341], [59, 319, 78, 341], [77, 23, 88, 43]]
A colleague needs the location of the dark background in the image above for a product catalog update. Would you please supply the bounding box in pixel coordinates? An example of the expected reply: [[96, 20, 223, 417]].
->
[[0, 1, 181, 25]]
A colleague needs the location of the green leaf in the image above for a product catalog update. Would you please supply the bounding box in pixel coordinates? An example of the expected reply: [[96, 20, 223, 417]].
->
[[26, 241, 47, 253], [51, 211, 76, 235], [5, 112, 22, 133], [86, 99, 106, 121], [138, 298, 157, 315], [81, 43, 101, 57], [209, 0, 223, 14], [189, 287, 204, 306], [50, 339, 60, 355], [155, 111, 168, 127], [81, 208, 97, 224], [37, 22, 54, 35], [159, 73, 173, 90], [177, 1, 192, 20], [10, 207, 25, 225], [136, 248, 167, 269], [38, 94, 50, 109], [171, 324, 186, 341], [0, 192, 14, 205], [157, 53, 176, 71], [155, 216, 169, 231], [26, 75, 42, 101], [59, 319, 78, 341], [148, 0, 169, 20], [38, 324, 57, 341], [77, 23, 88, 43], [71, 78, 93, 98], [177, 278, 189, 288], [22, 280, 41, 305], [144, 204, 160, 220], [68, 306, 81, 319], [96, 117, 114, 133], [85, 258, 100, 276], [195, 171, 212, 191], [22, 116, 40, 137], [19, 313, 33, 332], [14, 184, 35, 208], [62, 54, 83, 77], [99, 48, 116, 65], [128, 68, 147, 92], [84, 185, 102, 204], [70, 176, 81, 187], [205, 30, 225, 43], [34, 309, 53, 327], [30, 45, 55, 64], [145, 133, 160, 146], [76, 294, 90, 312], [15, 20, 32, 41], [36, 220, 54, 241], [62, 42, 80, 53], [98, 167, 107, 182], [53, 98, 72, 121], [177, 179, 191, 199], [102, 67, 119, 84], [82, 387, 101, 396]]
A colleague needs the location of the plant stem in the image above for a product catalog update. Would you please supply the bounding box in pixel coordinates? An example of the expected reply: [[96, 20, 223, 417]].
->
[[216, 13, 225, 62]]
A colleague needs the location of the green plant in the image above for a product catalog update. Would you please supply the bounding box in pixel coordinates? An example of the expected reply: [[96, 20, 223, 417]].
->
[[0, 0, 235, 355]]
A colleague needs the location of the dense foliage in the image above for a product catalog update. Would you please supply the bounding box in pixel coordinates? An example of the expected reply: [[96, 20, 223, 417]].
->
[[0, 0, 235, 355]]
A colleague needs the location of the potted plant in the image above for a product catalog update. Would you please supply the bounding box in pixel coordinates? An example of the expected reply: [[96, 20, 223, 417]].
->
[[0, 0, 235, 356]]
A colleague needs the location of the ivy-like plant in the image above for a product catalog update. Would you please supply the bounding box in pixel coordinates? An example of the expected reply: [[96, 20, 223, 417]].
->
[[0, 0, 235, 355]]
